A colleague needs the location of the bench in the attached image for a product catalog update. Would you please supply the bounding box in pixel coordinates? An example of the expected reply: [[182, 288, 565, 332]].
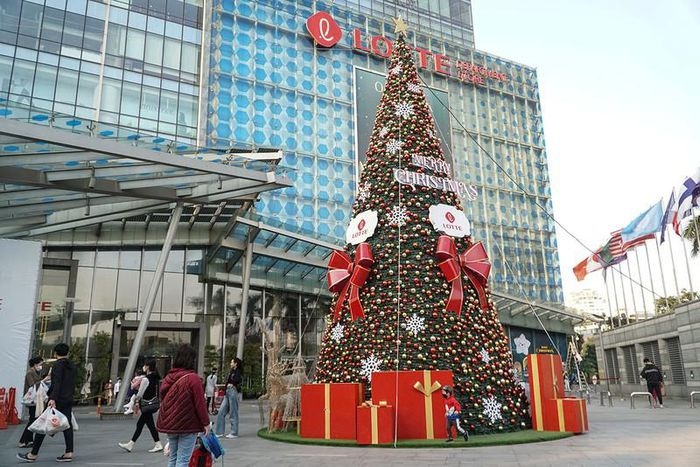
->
[[630, 391, 653, 409]]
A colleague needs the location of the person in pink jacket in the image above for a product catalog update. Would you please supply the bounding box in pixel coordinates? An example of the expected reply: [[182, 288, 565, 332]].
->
[[156, 345, 210, 467]]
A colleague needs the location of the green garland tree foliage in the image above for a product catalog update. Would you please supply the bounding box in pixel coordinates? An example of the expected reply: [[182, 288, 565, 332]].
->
[[314, 27, 530, 434]]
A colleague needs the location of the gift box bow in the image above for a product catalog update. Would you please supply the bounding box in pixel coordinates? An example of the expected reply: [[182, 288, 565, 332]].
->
[[327, 243, 373, 321], [435, 235, 491, 313]]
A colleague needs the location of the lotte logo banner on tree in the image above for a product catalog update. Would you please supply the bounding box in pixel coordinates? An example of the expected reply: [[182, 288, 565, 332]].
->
[[314, 19, 530, 436]]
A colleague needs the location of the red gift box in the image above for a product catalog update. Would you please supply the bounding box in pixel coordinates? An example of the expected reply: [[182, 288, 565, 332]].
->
[[356, 402, 394, 445], [526, 354, 588, 434], [547, 398, 588, 433], [300, 383, 364, 440], [371, 370, 453, 440]]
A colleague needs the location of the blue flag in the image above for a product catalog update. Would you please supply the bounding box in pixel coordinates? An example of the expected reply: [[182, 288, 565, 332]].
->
[[620, 201, 663, 251]]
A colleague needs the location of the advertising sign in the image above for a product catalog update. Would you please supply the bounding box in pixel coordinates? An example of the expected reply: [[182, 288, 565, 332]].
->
[[0, 239, 43, 417], [346, 210, 378, 244]]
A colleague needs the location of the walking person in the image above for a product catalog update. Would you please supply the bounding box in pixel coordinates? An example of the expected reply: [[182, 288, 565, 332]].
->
[[113, 378, 122, 402], [215, 358, 243, 438], [18, 357, 45, 449], [118, 360, 163, 453], [640, 358, 664, 408], [156, 345, 211, 467], [441, 385, 469, 442], [104, 379, 114, 406], [17, 343, 76, 463], [205, 368, 218, 414]]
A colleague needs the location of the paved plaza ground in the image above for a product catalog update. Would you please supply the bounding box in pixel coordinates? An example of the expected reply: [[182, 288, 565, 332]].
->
[[1, 395, 698, 466]]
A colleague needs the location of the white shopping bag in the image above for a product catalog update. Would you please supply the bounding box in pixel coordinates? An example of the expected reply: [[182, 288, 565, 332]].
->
[[29, 408, 70, 436], [22, 386, 37, 406], [71, 413, 79, 431]]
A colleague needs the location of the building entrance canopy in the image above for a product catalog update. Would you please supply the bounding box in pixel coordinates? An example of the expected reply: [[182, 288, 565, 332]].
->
[[0, 100, 291, 238]]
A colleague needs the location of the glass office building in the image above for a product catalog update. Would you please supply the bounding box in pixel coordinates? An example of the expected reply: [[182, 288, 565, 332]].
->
[[0, 0, 574, 393]]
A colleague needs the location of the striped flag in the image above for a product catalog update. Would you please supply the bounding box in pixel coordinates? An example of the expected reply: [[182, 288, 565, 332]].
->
[[597, 230, 627, 267], [673, 174, 699, 235], [659, 190, 676, 244]]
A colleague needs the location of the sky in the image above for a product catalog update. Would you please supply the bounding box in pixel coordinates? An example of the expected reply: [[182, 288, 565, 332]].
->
[[470, 0, 700, 307]]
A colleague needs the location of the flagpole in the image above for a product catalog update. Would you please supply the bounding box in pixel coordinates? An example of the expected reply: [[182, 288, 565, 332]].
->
[[610, 267, 622, 326], [663, 234, 679, 296], [679, 230, 695, 294], [653, 238, 669, 316], [692, 207, 700, 253], [617, 265, 630, 325], [640, 243, 655, 316], [632, 248, 648, 319], [603, 272, 615, 329], [625, 259, 639, 319]]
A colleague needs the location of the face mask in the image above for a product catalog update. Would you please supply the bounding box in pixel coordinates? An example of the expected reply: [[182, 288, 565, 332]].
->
[[36, 365, 43, 371]]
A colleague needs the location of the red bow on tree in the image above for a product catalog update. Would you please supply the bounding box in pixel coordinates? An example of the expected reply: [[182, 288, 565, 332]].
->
[[435, 235, 491, 314], [327, 243, 374, 321]]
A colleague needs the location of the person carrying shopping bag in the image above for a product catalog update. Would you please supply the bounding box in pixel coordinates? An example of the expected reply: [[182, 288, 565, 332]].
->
[[157, 345, 211, 467], [17, 343, 76, 463], [18, 357, 46, 449]]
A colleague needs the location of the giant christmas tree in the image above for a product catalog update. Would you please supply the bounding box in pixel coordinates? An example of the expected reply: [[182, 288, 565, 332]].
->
[[315, 20, 530, 434]]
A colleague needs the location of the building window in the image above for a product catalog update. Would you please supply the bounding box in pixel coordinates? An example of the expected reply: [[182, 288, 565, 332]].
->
[[621, 345, 639, 384], [665, 337, 686, 384], [640, 340, 661, 367], [604, 348, 619, 382]]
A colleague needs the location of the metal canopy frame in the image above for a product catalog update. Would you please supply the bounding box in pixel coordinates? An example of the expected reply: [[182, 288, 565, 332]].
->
[[492, 290, 583, 325], [0, 116, 291, 238]]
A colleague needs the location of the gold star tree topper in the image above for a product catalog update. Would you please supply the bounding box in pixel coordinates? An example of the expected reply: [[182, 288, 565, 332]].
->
[[392, 16, 408, 35]]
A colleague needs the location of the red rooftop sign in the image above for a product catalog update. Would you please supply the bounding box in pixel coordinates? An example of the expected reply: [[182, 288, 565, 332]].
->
[[306, 11, 509, 85]]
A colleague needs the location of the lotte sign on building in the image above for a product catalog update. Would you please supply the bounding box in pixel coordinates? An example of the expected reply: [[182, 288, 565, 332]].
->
[[306, 11, 508, 86]]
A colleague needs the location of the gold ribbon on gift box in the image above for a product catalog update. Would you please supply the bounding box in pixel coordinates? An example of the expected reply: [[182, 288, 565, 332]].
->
[[324, 384, 331, 439], [360, 400, 389, 444], [412, 371, 442, 439]]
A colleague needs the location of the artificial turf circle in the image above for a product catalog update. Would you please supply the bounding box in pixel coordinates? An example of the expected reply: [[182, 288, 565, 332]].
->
[[257, 428, 572, 448]]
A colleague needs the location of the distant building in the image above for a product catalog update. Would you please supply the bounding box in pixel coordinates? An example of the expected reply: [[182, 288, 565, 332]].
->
[[570, 289, 608, 317]]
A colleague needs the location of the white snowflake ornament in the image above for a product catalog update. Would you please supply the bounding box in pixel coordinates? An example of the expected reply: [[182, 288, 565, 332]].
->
[[407, 82, 422, 93], [394, 101, 414, 119], [330, 323, 345, 343], [357, 182, 371, 202], [379, 127, 389, 137], [482, 396, 503, 424], [386, 139, 403, 154], [390, 65, 402, 75], [359, 353, 383, 382], [387, 205, 409, 227], [479, 348, 491, 364], [401, 313, 425, 335]]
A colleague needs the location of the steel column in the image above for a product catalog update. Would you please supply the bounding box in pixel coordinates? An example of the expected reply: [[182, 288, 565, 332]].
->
[[236, 232, 255, 360], [113, 203, 183, 410]]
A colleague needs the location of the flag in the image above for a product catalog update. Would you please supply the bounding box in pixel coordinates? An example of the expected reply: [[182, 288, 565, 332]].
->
[[597, 230, 627, 267], [672, 174, 699, 235], [620, 200, 663, 251], [573, 253, 602, 281], [659, 190, 676, 244]]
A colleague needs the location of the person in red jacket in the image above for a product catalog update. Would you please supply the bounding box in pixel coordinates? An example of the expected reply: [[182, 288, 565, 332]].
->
[[156, 345, 210, 467]]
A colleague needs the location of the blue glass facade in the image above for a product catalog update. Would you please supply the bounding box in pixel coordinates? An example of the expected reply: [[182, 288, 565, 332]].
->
[[207, 0, 563, 303]]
